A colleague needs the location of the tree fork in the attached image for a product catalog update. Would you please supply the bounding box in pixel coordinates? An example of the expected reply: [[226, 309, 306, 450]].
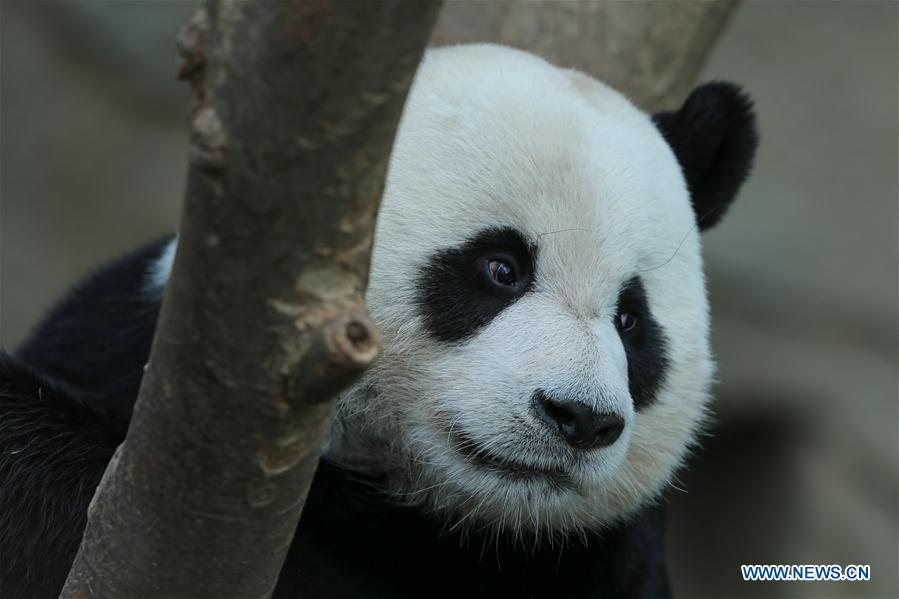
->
[[61, 1, 442, 597], [431, 0, 738, 111]]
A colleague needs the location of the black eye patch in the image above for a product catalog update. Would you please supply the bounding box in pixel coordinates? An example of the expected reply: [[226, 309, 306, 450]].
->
[[615, 277, 670, 410], [417, 228, 536, 343]]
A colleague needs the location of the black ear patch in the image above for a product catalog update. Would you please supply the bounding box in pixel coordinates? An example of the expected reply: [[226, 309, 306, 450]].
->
[[653, 82, 759, 230]]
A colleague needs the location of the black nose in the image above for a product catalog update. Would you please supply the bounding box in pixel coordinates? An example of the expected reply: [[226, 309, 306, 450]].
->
[[532, 391, 625, 450]]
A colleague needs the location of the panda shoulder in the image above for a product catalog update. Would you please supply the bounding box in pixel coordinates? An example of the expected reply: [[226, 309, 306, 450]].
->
[[15, 234, 176, 421]]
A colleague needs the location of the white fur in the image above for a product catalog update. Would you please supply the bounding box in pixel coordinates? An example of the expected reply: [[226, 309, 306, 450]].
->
[[145, 237, 177, 295], [154, 45, 714, 538]]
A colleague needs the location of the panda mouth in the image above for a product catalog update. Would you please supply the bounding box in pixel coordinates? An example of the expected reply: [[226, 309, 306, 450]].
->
[[446, 428, 573, 488]]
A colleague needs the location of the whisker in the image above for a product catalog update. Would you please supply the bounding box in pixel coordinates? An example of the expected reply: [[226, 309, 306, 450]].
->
[[536, 227, 600, 239], [637, 208, 718, 275]]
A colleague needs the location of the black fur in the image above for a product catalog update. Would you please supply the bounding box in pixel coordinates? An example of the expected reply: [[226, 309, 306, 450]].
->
[[0, 238, 671, 598], [16, 236, 172, 423], [417, 228, 536, 343], [653, 82, 759, 230], [276, 462, 670, 598], [615, 277, 670, 410], [0, 355, 122, 599]]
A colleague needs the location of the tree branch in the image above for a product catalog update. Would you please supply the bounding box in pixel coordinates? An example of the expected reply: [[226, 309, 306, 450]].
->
[[61, 1, 441, 597], [431, 0, 738, 111]]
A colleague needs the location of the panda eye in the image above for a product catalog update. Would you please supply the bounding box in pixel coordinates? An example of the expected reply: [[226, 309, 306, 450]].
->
[[486, 259, 517, 287], [617, 311, 638, 332]]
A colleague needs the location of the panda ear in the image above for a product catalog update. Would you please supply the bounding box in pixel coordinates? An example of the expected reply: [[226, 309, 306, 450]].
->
[[652, 82, 759, 230]]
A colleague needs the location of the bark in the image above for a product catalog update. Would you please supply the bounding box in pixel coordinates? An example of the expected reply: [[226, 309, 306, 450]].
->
[[431, 0, 738, 111], [60, 1, 441, 597]]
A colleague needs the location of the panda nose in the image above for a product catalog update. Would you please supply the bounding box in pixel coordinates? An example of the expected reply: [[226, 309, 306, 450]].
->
[[531, 391, 625, 450]]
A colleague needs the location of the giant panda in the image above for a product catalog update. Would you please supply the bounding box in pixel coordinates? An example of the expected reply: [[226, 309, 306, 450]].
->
[[0, 44, 757, 598]]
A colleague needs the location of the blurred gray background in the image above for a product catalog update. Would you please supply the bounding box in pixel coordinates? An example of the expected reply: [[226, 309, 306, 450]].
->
[[1, 1, 896, 598]]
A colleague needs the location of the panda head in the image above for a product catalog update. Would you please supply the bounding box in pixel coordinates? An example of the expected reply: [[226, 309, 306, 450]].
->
[[326, 44, 758, 537]]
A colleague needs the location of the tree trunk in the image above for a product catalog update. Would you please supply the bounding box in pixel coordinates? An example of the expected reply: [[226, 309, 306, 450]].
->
[[431, 0, 738, 111], [60, 1, 441, 597]]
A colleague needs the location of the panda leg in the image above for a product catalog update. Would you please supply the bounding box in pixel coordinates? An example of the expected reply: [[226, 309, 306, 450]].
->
[[0, 353, 124, 599]]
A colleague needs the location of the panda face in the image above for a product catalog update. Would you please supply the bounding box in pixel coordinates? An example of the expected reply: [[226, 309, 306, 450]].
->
[[325, 45, 756, 536]]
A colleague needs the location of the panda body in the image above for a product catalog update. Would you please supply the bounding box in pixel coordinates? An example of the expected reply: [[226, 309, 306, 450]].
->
[[0, 45, 757, 598]]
